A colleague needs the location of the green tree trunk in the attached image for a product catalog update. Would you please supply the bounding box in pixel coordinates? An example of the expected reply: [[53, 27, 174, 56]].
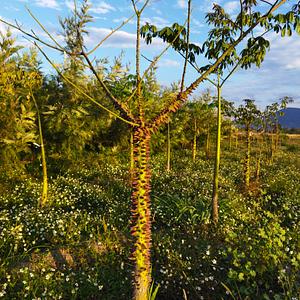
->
[[130, 131, 134, 181], [255, 152, 261, 181], [32, 93, 48, 207], [276, 123, 279, 151], [206, 130, 210, 159], [270, 133, 274, 164], [229, 126, 232, 152], [211, 83, 221, 224], [192, 119, 197, 162], [166, 122, 171, 171], [245, 126, 251, 190], [131, 127, 152, 300]]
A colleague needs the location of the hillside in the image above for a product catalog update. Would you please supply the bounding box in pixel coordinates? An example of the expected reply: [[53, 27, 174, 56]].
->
[[278, 107, 300, 129]]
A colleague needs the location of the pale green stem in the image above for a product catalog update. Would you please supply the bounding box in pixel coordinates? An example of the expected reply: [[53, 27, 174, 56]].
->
[[229, 127, 232, 152], [212, 77, 221, 224], [192, 119, 197, 162], [245, 126, 251, 190], [206, 130, 210, 159], [166, 122, 171, 172], [32, 92, 48, 207]]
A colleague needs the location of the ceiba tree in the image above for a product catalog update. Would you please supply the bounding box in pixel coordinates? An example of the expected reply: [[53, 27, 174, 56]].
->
[[1, 0, 300, 299]]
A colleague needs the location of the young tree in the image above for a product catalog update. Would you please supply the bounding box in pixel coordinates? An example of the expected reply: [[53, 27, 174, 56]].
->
[[235, 99, 261, 191], [0, 30, 42, 175], [263, 97, 293, 162], [31, 90, 48, 207], [185, 91, 214, 162], [2, 0, 299, 298]]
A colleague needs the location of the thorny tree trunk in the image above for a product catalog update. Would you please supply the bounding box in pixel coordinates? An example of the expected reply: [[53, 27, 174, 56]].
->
[[131, 126, 152, 300]]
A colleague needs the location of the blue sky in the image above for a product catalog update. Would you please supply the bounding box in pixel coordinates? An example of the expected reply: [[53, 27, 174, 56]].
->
[[1, 0, 300, 108]]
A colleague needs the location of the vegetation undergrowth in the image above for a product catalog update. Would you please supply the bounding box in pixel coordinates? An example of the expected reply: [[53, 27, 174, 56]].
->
[[0, 146, 299, 299]]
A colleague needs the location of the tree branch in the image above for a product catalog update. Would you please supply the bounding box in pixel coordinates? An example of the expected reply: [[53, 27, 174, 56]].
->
[[180, 0, 191, 92], [0, 18, 65, 53], [124, 19, 188, 106], [149, 0, 288, 130], [35, 42, 138, 127], [86, 13, 136, 55], [26, 7, 65, 53], [81, 51, 137, 123], [260, 0, 273, 6]]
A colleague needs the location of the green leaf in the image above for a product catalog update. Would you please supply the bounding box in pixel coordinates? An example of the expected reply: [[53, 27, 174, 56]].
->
[[238, 272, 245, 281]]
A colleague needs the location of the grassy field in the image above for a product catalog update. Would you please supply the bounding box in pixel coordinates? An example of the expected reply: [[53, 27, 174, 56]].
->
[[0, 138, 299, 299]]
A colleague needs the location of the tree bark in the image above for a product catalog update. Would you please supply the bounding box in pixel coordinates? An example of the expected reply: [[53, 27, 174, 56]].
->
[[131, 127, 152, 300]]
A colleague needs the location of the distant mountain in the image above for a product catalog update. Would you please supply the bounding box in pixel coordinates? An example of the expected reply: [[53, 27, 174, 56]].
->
[[278, 108, 300, 129]]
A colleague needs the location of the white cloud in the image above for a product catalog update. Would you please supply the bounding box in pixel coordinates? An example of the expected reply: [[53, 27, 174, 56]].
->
[[141, 16, 170, 28], [199, 0, 216, 12], [150, 7, 162, 15], [65, 1, 115, 14], [192, 18, 204, 28], [224, 1, 240, 14], [85, 27, 163, 49], [286, 58, 300, 70], [177, 0, 186, 9], [113, 17, 135, 25], [220, 33, 300, 108], [89, 1, 116, 14], [0, 16, 7, 33], [86, 27, 136, 48], [158, 58, 180, 67], [65, 0, 75, 10], [264, 33, 300, 71], [35, 0, 60, 10]]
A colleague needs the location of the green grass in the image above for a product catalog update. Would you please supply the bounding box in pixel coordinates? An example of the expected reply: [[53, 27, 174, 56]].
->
[[0, 144, 299, 299]]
